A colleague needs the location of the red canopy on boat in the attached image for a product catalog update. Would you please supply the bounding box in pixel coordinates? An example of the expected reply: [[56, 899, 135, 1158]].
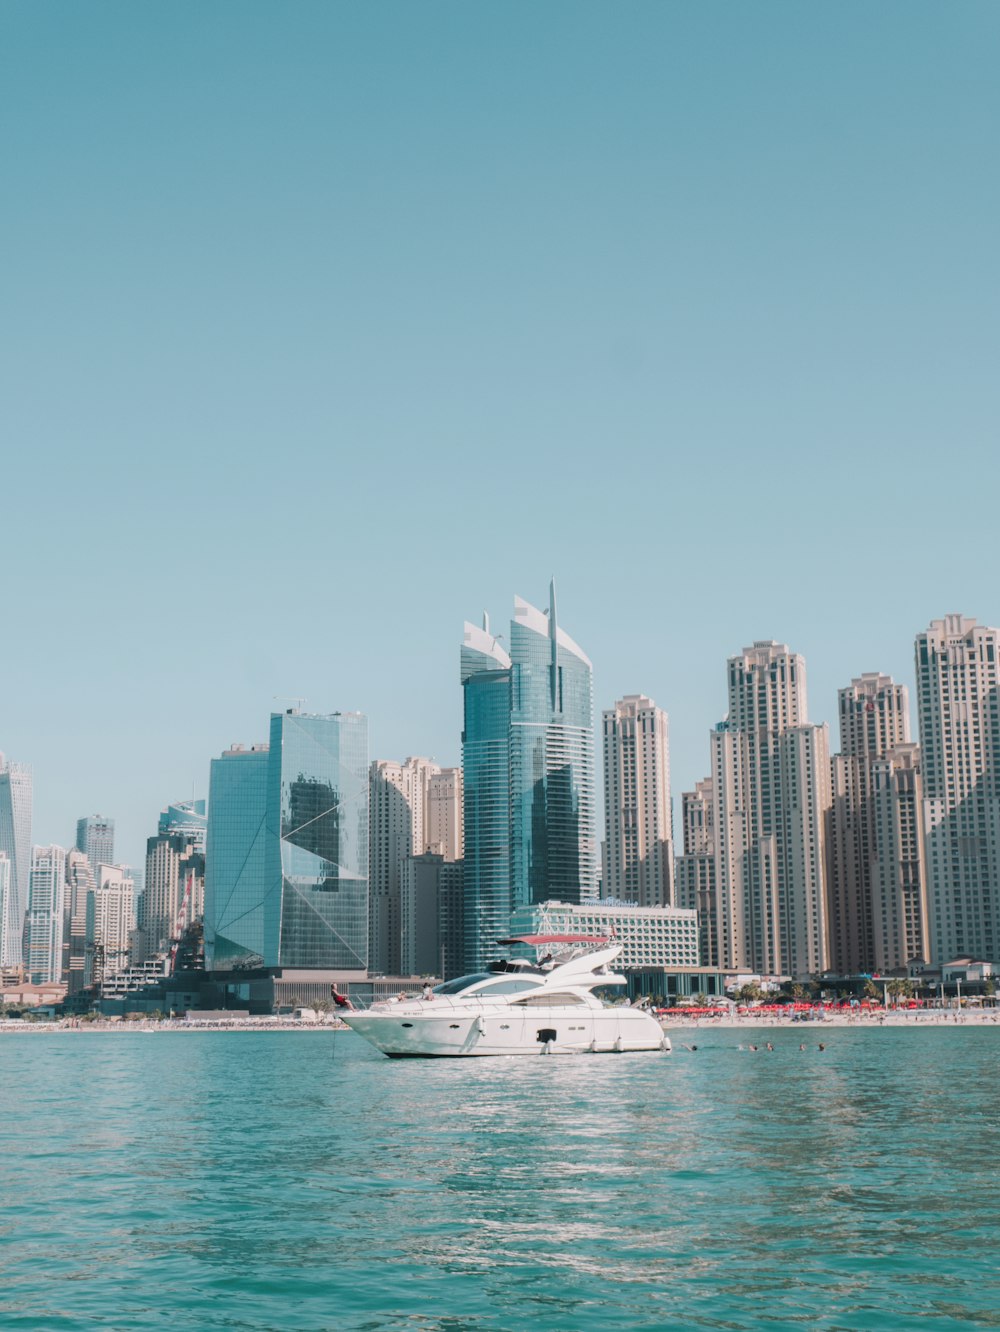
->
[[496, 934, 610, 946]]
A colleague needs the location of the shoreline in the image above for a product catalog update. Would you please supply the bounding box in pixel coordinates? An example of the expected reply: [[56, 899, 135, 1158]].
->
[[2, 1012, 998, 1033], [662, 1010, 999, 1028]]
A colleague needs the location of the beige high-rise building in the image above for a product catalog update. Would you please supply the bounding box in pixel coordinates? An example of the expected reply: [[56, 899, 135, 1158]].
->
[[602, 695, 673, 907], [712, 642, 831, 980], [915, 615, 1000, 964], [369, 757, 463, 975], [674, 778, 717, 967], [87, 864, 135, 983], [871, 743, 930, 971], [827, 673, 911, 975], [142, 834, 204, 953]]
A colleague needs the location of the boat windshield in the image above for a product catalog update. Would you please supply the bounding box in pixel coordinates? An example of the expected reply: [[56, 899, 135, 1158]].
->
[[432, 973, 493, 996]]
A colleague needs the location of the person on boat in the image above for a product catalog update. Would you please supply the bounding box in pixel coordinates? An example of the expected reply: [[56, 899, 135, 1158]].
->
[[421, 983, 434, 1001]]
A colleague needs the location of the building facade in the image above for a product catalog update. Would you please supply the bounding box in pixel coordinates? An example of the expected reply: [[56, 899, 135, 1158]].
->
[[87, 864, 135, 983], [0, 755, 32, 970], [674, 777, 718, 968], [462, 586, 598, 972], [461, 615, 514, 971], [602, 694, 673, 907], [26, 844, 67, 984], [76, 815, 115, 872], [63, 849, 95, 992], [204, 743, 271, 968], [870, 743, 930, 971], [506, 899, 700, 972], [143, 827, 206, 954], [158, 799, 207, 847], [400, 852, 463, 978], [265, 710, 369, 969], [369, 757, 462, 976], [827, 674, 911, 975], [711, 642, 831, 980], [916, 615, 1000, 964]]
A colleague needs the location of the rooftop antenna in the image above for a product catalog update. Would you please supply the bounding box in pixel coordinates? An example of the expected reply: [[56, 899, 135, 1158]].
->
[[273, 695, 307, 713]]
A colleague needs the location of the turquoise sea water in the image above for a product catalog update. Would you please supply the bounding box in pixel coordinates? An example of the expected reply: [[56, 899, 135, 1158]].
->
[[1, 1027, 998, 1332]]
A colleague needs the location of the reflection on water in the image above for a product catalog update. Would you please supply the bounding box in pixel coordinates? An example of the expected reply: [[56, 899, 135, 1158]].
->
[[1, 1030, 999, 1330]]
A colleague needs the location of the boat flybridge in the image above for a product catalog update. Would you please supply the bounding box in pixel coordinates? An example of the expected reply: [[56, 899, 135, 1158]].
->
[[340, 935, 671, 1058]]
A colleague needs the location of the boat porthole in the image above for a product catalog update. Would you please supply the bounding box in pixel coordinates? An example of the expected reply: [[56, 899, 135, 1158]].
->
[[500, 1024, 510, 1030], [449, 1024, 460, 1029], [401, 1022, 413, 1028]]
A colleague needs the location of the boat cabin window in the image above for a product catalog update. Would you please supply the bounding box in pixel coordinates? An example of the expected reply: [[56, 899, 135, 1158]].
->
[[476, 978, 543, 995], [432, 973, 492, 996], [513, 992, 586, 1006]]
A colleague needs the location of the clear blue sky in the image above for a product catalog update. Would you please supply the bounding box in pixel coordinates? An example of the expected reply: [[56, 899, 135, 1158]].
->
[[2, 1, 998, 871]]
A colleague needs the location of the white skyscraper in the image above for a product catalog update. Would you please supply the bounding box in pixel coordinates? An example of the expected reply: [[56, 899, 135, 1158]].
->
[[827, 674, 911, 975], [0, 755, 32, 970], [712, 642, 831, 979], [26, 844, 67, 984], [602, 695, 673, 906], [915, 615, 1000, 964]]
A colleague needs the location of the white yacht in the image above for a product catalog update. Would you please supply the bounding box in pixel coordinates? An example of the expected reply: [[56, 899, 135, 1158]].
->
[[341, 936, 671, 1058]]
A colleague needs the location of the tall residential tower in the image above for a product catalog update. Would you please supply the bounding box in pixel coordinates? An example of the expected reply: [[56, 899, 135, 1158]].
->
[[915, 615, 1000, 964], [602, 695, 673, 906], [827, 674, 912, 974], [711, 642, 831, 979]]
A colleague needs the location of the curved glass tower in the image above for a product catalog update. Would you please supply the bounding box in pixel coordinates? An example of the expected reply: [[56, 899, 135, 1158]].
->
[[461, 585, 598, 971], [461, 618, 513, 973]]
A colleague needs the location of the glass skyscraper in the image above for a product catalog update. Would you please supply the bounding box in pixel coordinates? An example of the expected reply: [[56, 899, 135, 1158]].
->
[[461, 585, 598, 971], [0, 755, 32, 969], [266, 710, 369, 969], [461, 617, 513, 972], [205, 711, 369, 971], [205, 744, 271, 968]]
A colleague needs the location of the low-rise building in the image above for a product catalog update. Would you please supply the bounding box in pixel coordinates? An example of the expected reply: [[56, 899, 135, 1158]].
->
[[506, 899, 725, 1000]]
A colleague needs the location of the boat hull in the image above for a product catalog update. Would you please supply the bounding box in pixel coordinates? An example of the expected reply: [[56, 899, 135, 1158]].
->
[[341, 1005, 670, 1058]]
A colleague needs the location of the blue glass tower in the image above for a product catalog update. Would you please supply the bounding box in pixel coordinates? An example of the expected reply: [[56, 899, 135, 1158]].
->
[[461, 585, 598, 971], [205, 745, 270, 968], [266, 710, 369, 969], [509, 584, 598, 909], [461, 617, 513, 972], [205, 711, 369, 971]]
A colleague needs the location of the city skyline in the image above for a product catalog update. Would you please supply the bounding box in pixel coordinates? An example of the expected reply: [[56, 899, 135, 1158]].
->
[[6, 602, 1000, 881], [3, 4, 998, 874]]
